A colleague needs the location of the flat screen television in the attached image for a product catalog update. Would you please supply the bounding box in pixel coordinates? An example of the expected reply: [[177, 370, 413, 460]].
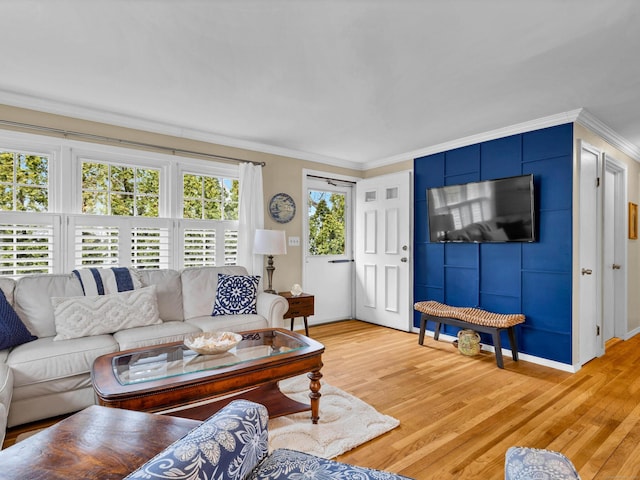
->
[[427, 174, 535, 243]]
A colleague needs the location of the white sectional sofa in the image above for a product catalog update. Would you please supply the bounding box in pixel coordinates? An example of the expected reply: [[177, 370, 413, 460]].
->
[[0, 265, 288, 447]]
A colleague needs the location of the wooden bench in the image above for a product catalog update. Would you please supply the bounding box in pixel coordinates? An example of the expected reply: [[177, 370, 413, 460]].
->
[[414, 301, 525, 369]]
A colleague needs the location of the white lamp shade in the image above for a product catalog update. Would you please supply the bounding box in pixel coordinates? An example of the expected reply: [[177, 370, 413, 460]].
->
[[253, 229, 287, 255]]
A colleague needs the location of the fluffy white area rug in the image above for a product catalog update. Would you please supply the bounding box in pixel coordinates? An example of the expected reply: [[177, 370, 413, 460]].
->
[[270, 375, 400, 459]]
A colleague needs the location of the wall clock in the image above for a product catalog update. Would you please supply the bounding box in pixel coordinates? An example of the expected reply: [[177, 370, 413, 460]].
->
[[269, 193, 296, 223]]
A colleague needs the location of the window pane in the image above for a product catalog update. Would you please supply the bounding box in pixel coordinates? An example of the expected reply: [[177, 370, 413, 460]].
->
[[308, 190, 346, 255], [136, 195, 159, 217], [17, 154, 48, 185], [0, 186, 12, 210], [204, 176, 222, 200], [82, 192, 108, 215], [0, 150, 49, 213], [183, 199, 202, 219], [204, 200, 222, 220], [137, 168, 159, 194], [183, 174, 201, 198], [111, 193, 134, 216], [0, 153, 13, 182], [82, 162, 109, 190], [111, 166, 135, 193], [16, 186, 48, 212], [224, 179, 239, 220]]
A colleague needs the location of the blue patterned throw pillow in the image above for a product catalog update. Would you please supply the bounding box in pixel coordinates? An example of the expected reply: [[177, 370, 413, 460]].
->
[[212, 274, 261, 315], [0, 289, 37, 350]]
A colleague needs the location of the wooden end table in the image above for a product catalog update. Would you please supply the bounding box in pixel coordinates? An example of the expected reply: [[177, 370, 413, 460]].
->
[[91, 328, 324, 423], [280, 292, 314, 336]]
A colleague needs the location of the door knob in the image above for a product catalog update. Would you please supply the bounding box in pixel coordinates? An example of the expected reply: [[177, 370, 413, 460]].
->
[[581, 268, 593, 275], [612, 264, 621, 270], [401, 257, 408, 263]]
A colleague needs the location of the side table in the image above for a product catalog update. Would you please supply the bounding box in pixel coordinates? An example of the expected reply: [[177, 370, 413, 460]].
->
[[279, 292, 314, 337]]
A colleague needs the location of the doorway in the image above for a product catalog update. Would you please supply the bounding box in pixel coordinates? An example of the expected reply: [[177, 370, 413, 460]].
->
[[302, 173, 356, 324], [354, 171, 412, 331], [578, 141, 627, 366], [602, 155, 627, 341]]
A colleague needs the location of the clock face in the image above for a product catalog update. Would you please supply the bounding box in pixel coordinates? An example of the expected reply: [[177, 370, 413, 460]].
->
[[269, 193, 296, 223]]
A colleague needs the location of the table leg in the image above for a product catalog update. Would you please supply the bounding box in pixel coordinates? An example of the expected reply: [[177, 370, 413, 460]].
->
[[307, 368, 323, 424]]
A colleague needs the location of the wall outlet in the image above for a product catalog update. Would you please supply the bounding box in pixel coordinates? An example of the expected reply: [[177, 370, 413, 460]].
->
[[288, 236, 300, 247]]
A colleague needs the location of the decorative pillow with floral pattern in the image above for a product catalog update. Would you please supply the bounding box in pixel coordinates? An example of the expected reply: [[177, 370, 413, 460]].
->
[[124, 400, 269, 480], [212, 274, 261, 315]]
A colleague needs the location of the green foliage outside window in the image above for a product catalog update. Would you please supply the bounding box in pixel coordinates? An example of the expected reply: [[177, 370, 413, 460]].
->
[[183, 174, 238, 220], [308, 190, 345, 255], [82, 161, 159, 216], [0, 151, 49, 212]]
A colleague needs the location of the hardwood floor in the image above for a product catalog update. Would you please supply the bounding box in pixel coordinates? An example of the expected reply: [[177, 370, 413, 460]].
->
[[4, 320, 640, 479]]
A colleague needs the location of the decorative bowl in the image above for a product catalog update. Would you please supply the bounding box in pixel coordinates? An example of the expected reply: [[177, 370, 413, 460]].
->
[[184, 331, 242, 355]]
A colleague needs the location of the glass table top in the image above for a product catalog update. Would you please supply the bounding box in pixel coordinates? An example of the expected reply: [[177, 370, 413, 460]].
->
[[113, 330, 308, 385]]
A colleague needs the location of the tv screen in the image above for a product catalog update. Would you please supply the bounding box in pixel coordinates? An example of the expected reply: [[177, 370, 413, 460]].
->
[[427, 174, 535, 243]]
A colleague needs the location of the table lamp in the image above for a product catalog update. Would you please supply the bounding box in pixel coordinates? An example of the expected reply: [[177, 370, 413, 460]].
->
[[253, 229, 287, 293]]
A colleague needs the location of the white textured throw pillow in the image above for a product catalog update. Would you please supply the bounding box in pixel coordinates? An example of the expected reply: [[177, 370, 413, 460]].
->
[[52, 285, 161, 340]]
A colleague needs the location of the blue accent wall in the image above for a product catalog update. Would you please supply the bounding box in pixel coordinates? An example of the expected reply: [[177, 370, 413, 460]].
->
[[413, 123, 573, 364]]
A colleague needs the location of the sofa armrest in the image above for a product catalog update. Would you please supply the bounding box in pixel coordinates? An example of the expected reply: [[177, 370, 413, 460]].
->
[[0, 364, 13, 449], [256, 292, 288, 329], [124, 400, 269, 480]]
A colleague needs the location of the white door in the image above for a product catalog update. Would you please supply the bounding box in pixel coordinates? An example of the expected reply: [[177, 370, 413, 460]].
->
[[355, 171, 412, 331], [303, 176, 354, 324], [602, 155, 627, 341], [578, 141, 603, 365], [603, 168, 616, 342]]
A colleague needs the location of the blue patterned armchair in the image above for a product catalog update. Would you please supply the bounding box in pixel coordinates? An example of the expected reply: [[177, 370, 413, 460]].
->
[[125, 399, 412, 480]]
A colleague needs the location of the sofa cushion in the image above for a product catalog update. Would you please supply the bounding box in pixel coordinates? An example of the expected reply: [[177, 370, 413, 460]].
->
[[181, 266, 251, 320], [52, 285, 161, 341], [186, 314, 268, 333], [248, 448, 413, 480], [113, 320, 202, 350], [7, 335, 119, 387], [0, 277, 16, 305], [124, 400, 269, 480], [0, 289, 37, 350], [14, 274, 84, 338], [212, 274, 261, 315], [137, 268, 183, 321]]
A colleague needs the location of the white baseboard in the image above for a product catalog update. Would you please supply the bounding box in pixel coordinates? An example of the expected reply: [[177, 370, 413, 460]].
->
[[414, 328, 579, 373]]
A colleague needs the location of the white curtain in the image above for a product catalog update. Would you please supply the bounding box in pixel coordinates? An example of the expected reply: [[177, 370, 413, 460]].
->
[[237, 162, 264, 276]]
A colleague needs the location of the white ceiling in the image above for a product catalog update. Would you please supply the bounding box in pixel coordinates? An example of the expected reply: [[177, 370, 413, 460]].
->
[[1, 1, 640, 169]]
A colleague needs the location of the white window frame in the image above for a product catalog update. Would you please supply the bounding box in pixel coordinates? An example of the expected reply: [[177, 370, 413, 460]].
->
[[0, 129, 240, 275]]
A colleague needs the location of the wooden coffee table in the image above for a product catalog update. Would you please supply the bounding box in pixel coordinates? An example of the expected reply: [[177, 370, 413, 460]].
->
[[91, 328, 325, 423]]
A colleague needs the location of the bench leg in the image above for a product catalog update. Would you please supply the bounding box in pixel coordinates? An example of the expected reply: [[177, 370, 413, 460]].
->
[[491, 330, 505, 369], [433, 322, 442, 341], [419, 314, 427, 345], [508, 327, 519, 361]]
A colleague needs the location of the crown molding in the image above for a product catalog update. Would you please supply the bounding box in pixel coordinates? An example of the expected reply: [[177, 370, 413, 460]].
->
[[0, 89, 364, 171], [368, 109, 585, 167], [575, 109, 640, 163]]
